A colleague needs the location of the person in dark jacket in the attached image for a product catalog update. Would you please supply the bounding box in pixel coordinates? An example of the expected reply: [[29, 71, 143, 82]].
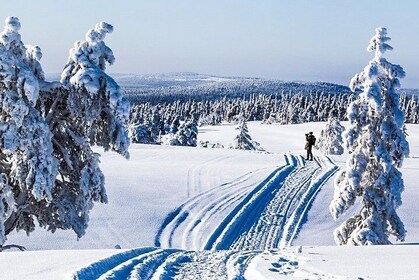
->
[[305, 132, 316, 161]]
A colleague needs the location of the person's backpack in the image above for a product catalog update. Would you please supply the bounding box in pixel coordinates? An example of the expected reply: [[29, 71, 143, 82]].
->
[[307, 135, 315, 146]]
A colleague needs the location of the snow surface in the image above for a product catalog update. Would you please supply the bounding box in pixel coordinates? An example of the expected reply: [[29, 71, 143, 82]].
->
[[246, 245, 419, 280], [7, 124, 284, 250], [2, 122, 419, 279]]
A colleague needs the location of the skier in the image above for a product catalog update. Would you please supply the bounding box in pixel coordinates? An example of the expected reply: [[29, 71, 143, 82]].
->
[[305, 132, 316, 161]]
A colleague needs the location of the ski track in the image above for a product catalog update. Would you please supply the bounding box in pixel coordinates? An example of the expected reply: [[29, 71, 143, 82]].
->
[[186, 155, 230, 198], [211, 154, 338, 250], [73, 248, 257, 280], [206, 154, 297, 250], [156, 153, 337, 251], [72, 247, 157, 280], [155, 166, 271, 250], [73, 153, 338, 279]]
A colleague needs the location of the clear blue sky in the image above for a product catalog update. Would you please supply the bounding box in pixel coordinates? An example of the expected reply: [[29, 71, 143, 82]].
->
[[2, 0, 419, 87]]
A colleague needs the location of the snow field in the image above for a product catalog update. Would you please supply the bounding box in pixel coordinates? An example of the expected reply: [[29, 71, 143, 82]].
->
[[155, 152, 338, 252], [246, 245, 419, 280], [1, 122, 419, 279], [0, 249, 120, 280], [7, 139, 283, 250]]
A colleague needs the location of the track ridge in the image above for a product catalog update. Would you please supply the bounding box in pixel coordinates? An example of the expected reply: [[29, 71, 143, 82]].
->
[[73, 248, 258, 279], [210, 154, 337, 250], [207, 154, 298, 250], [73, 153, 338, 279], [128, 249, 178, 280], [72, 247, 157, 280], [155, 162, 285, 250], [155, 153, 336, 251], [281, 155, 338, 247]]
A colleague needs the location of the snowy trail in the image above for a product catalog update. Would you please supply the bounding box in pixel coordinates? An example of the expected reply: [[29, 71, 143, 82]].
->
[[72, 246, 341, 280], [73, 153, 338, 279], [186, 155, 231, 198], [155, 165, 277, 250], [206, 154, 298, 250], [215, 155, 338, 250], [72, 248, 258, 280], [72, 247, 157, 280], [156, 154, 337, 251]]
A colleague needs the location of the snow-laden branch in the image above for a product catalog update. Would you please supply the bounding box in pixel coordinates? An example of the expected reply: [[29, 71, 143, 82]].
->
[[0, 17, 130, 245], [330, 27, 409, 245]]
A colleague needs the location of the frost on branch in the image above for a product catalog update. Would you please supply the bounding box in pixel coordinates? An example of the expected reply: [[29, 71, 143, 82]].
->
[[0, 17, 60, 244], [0, 17, 59, 199], [330, 27, 409, 245], [40, 21, 129, 238], [61, 22, 130, 158], [230, 120, 262, 151], [24, 45, 44, 80], [161, 120, 198, 147], [0, 17, 130, 245], [317, 117, 344, 155]]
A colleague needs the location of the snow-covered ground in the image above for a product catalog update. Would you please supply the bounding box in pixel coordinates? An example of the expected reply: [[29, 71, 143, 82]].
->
[[1, 122, 419, 279]]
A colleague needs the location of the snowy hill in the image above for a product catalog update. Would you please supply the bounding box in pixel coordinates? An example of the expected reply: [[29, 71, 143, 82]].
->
[[46, 72, 240, 89], [110, 72, 237, 89], [2, 122, 419, 279], [47, 72, 353, 103], [46, 72, 418, 99], [120, 74, 352, 105]]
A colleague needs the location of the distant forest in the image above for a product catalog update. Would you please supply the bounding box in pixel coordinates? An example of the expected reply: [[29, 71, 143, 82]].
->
[[125, 79, 419, 144]]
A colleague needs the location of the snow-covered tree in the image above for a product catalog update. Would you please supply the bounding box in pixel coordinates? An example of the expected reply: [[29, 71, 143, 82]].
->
[[170, 116, 180, 134], [128, 123, 154, 144], [175, 121, 198, 146], [161, 120, 198, 147], [316, 117, 344, 155], [0, 17, 130, 246], [330, 27, 409, 245], [231, 120, 261, 150]]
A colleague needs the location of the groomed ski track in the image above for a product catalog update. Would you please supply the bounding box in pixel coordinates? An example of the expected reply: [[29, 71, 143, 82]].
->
[[73, 153, 338, 279], [224, 155, 338, 250], [72, 247, 258, 280], [156, 154, 338, 250]]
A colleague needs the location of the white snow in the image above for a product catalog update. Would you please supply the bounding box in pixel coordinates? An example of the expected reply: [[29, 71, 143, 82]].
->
[[0, 249, 120, 280], [246, 245, 419, 280], [1, 122, 419, 279]]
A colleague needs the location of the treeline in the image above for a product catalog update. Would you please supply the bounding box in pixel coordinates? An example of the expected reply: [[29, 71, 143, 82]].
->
[[124, 79, 352, 105], [126, 82, 419, 144]]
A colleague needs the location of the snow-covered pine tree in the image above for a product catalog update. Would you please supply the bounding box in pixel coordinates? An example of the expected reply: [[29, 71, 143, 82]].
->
[[0, 18, 130, 246], [161, 120, 198, 146], [170, 116, 180, 134], [0, 17, 59, 246], [128, 123, 154, 144], [330, 27, 409, 245], [174, 120, 198, 146], [232, 120, 260, 150], [316, 117, 344, 155]]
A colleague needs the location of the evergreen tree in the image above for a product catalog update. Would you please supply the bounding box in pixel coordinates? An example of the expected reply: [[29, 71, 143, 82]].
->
[[170, 121, 198, 147], [170, 116, 180, 134], [0, 18, 130, 246], [317, 117, 344, 155], [330, 27, 409, 245], [163, 120, 198, 147], [175, 121, 198, 146], [128, 123, 154, 144], [232, 120, 260, 150]]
